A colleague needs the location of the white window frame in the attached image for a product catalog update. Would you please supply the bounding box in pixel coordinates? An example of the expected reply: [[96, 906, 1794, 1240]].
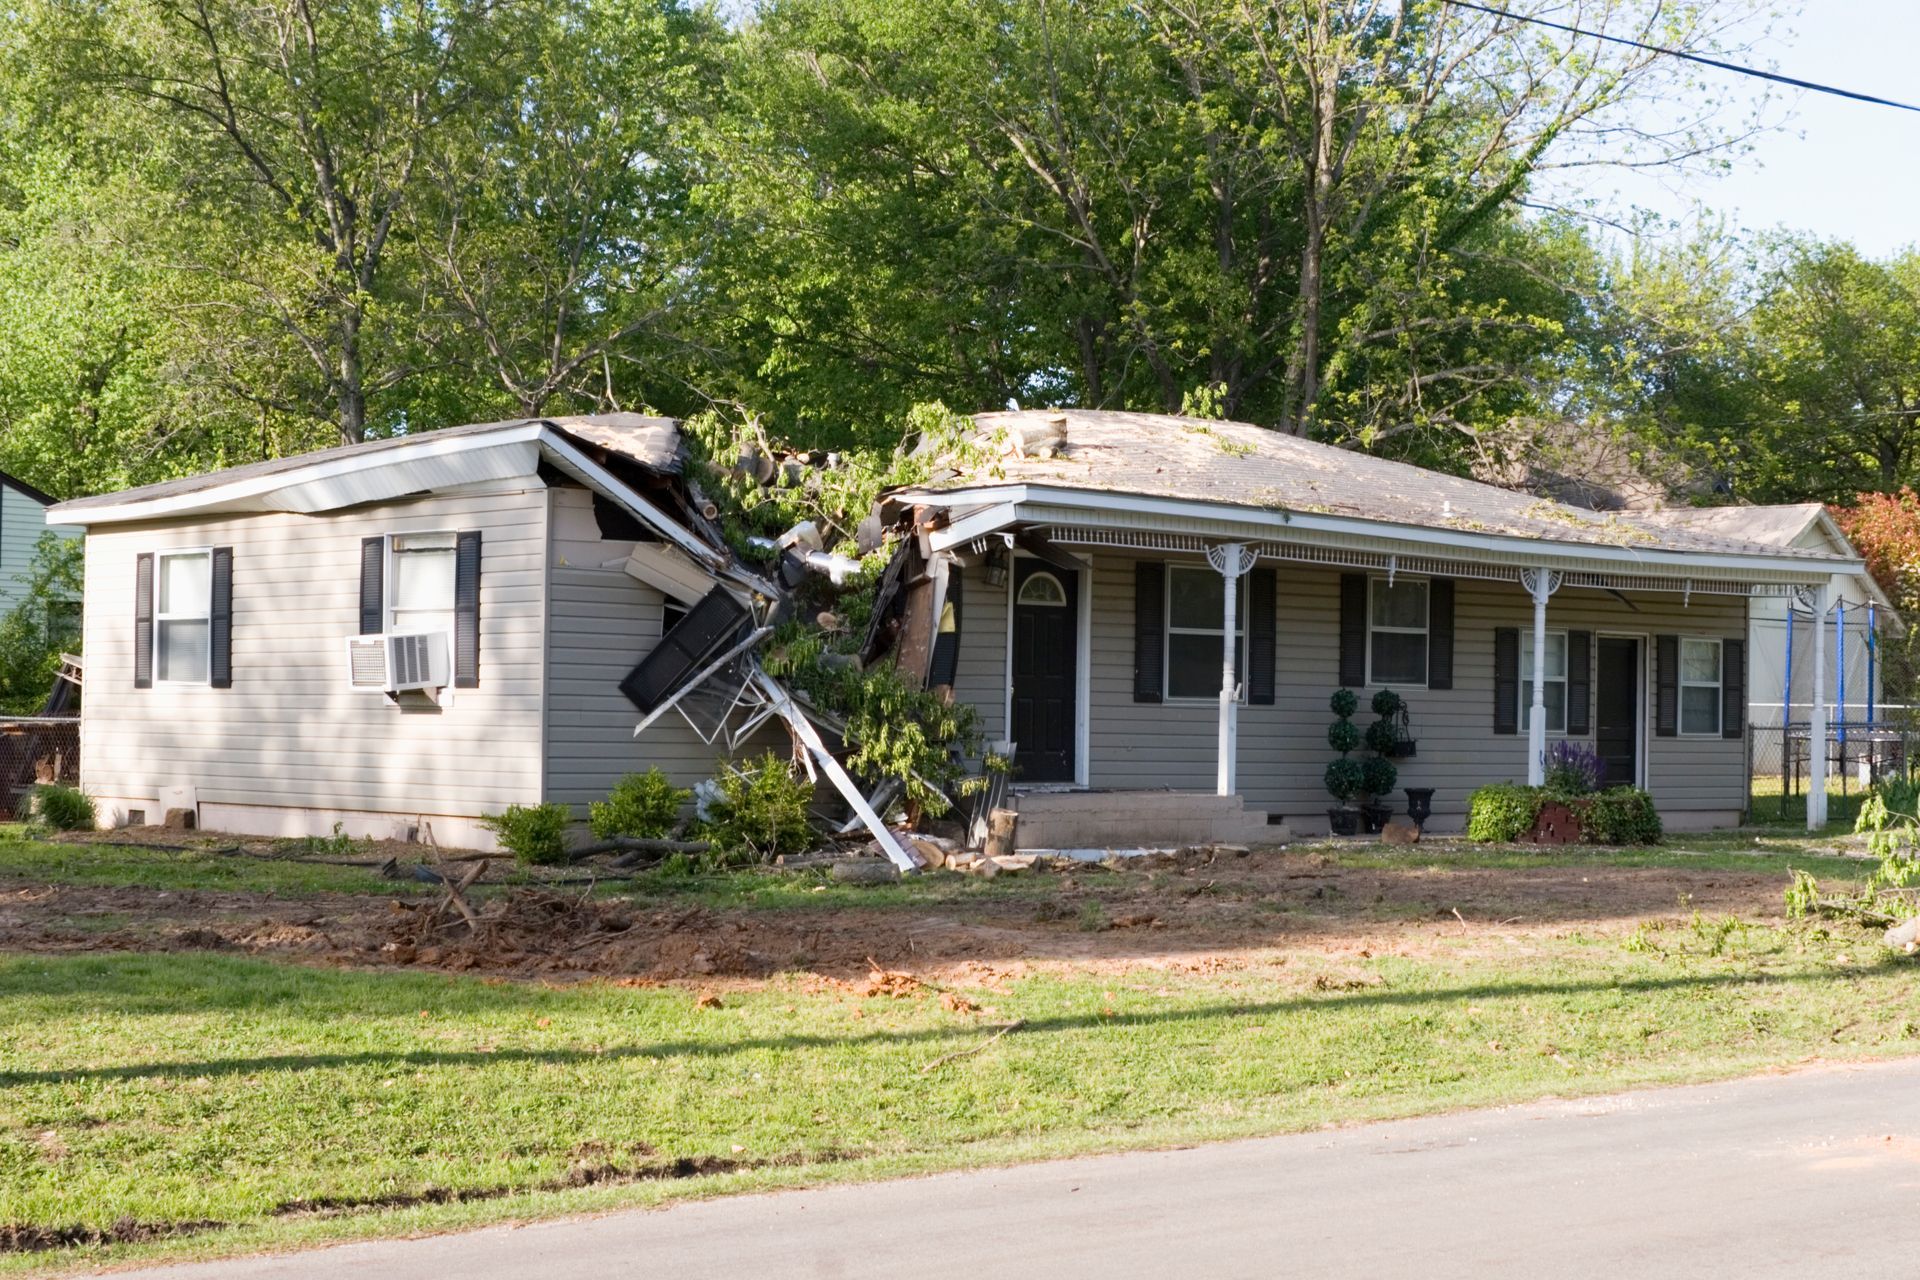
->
[[1366, 576, 1429, 688], [386, 531, 459, 637], [1678, 637, 1723, 737], [1519, 629, 1570, 735], [1164, 563, 1247, 704], [153, 546, 213, 686]]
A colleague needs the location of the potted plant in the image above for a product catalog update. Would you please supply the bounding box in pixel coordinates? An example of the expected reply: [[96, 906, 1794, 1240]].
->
[[1325, 689, 1363, 836], [1359, 755, 1398, 833], [1367, 689, 1416, 758]]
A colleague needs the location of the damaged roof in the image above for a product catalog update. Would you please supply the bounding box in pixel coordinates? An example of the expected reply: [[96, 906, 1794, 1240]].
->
[[49, 413, 681, 519], [903, 410, 1853, 565]]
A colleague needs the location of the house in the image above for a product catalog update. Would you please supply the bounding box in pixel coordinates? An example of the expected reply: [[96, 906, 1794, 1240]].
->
[[45, 408, 1868, 852], [1627, 504, 1899, 728], [884, 411, 1867, 842], [1, 468, 81, 616], [41, 415, 861, 852]]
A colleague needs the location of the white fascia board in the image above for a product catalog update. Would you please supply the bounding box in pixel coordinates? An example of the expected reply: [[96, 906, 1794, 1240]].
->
[[926, 501, 1021, 551], [624, 542, 718, 604], [904, 484, 1862, 583], [46, 423, 551, 526], [535, 431, 725, 571]]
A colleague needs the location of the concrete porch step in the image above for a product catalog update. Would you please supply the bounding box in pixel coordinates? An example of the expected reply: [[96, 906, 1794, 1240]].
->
[[1010, 789, 1285, 850]]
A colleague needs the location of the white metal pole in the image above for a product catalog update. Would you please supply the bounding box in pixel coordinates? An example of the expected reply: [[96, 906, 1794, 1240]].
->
[[1527, 570, 1551, 786], [1809, 581, 1829, 831], [1215, 544, 1245, 797]]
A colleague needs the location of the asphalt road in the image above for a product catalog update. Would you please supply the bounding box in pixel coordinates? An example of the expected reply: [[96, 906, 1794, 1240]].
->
[[123, 1057, 1920, 1279]]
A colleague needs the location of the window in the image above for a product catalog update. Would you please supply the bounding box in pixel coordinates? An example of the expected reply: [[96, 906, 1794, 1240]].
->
[[155, 550, 211, 684], [1017, 572, 1068, 606], [1680, 638, 1722, 735], [1165, 565, 1245, 700], [1519, 631, 1568, 733], [1368, 578, 1428, 685], [389, 532, 457, 636]]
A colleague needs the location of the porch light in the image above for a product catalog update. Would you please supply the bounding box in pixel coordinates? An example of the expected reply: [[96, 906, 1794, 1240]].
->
[[984, 544, 1009, 588]]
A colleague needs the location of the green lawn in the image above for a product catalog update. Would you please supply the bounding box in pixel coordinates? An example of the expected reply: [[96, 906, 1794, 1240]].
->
[[4, 920, 1918, 1271], [2, 819, 1913, 1270]]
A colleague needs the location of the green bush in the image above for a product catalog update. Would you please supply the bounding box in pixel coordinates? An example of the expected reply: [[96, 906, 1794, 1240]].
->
[[1466, 783, 1542, 842], [1370, 688, 1403, 717], [479, 802, 573, 865], [1324, 758, 1364, 804], [1363, 718, 1399, 754], [1329, 688, 1358, 718], [588, 769, 691, 841], [1327, 719, 1361, 753], [705, 752, 817, 863], [1359, 754, 1398, 799], [32, 783, 94, 831], [1578, 786, 1663, 846]]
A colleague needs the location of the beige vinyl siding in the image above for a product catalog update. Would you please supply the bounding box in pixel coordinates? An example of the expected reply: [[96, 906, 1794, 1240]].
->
[[541, 487, 779, 811], [79, 484, 549, 823], [957, 550, 1751, 831], [950, 565, 1008, 749]]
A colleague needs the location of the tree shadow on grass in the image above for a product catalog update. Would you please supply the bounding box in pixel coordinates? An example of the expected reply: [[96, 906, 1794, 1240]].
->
[[1, 952, 1904, 1088]]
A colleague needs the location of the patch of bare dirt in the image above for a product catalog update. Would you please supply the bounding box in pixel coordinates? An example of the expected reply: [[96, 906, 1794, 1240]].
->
[[0, 846, 1808, 986]]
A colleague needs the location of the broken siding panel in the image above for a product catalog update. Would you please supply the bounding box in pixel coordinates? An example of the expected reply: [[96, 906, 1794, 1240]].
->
[[79, 487, 549, 822], [951, 550, 1749, 827], [541, 490, 784, 811]]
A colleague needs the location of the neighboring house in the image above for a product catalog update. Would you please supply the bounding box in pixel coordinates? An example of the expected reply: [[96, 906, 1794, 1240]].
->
[[1, 468, 80, 617], [46, 409, 1869, 852], [1629, 504, 1899, 731]]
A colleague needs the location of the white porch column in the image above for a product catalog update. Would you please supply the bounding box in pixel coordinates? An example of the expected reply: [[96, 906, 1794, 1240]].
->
[[1520, 568, 1562, 786], [1809, 579, 1831, 831], [1207, 543, 1257, 797]]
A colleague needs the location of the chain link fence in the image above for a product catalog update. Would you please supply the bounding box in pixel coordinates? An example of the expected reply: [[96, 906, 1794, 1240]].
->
[[0, 718, 80, 820], [1748, 712, 1918, 824]]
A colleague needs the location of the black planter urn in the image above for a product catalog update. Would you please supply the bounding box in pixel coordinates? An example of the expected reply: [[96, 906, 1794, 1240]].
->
[[1404, 787, 1436, 829], [1326, 807, 1362, 837]]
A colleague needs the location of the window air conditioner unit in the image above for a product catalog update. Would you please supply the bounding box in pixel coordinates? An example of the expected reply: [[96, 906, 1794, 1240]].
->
[[345, 631, 450, 693]]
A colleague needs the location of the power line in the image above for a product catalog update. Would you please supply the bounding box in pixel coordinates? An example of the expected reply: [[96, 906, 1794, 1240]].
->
[[1442, 0, 1920, 116]]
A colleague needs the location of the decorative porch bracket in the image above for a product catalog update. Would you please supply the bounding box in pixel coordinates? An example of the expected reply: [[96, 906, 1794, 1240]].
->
[[1207, 542, 1259, 797], [1519, 568, 1563, 786]]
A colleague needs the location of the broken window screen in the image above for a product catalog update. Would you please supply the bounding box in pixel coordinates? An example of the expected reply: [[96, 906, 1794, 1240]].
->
[[1165, 565, 1244, 700], [620, 587, 750, 713]]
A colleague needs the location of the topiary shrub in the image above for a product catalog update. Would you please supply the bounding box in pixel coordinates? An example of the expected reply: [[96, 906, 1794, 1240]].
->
[[704, 752, 816, 864], [1577, 787, 1662, 845], [1324, 757, 1364, 805], [32, 784, 94, 831], [1359, 754, 1398, 801], [589, 769, 691, 841], [479, 802, 573, 865], [1466, 783, 1543, 843], [1328, 719, 1362, 753], [1329, 688, 1359, 718]]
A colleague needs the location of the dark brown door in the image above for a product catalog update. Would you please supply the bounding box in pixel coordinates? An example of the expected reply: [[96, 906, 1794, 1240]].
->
[[1596, 637, 1640, 787], [1011, 561, 1078, 782]]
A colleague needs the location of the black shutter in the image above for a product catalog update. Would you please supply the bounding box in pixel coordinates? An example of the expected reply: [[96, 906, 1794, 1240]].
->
[[454, 530, 482, 689], [1493, 626, 1518, 735], [1655, 634, 1679, 737], [134, 552, 154, 690], [620, 586, 749, 712], [1338, 573, 1367, 688], [358, 537, 385, 635], [1566, 630, 1591, 736], [928, 569, 962, 688], [209, 547, 234, 689], [1427, 578, 1455, 689], [1133, 561, 1164, 703], [1722, 638, 1746, 739], [1248, 566, 1276, 705]]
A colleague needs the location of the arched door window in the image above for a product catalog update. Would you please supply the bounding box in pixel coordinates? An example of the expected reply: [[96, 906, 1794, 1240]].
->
[[1017, 571, 1068, 607]]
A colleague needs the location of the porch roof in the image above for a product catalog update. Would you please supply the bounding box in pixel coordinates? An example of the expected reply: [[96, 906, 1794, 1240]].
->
[[894, 411, 1861, 590]]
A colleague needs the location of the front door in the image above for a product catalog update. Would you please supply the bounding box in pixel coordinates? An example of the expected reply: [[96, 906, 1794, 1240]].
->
[[1010, 560, 1078, 782], [1596, 637, 1641, 787]]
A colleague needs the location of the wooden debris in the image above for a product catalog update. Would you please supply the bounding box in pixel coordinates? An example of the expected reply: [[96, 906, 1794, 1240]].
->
[[919, 1019, 1027, 1074], [985, 807, 1018, 859], [830, 859, 901, 886]]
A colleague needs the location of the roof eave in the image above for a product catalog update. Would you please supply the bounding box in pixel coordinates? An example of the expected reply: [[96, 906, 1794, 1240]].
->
[[910, 483, 1862, 583]]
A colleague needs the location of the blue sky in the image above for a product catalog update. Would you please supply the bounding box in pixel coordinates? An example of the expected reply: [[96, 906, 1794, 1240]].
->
[[1587, 2, 1920, 255]]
